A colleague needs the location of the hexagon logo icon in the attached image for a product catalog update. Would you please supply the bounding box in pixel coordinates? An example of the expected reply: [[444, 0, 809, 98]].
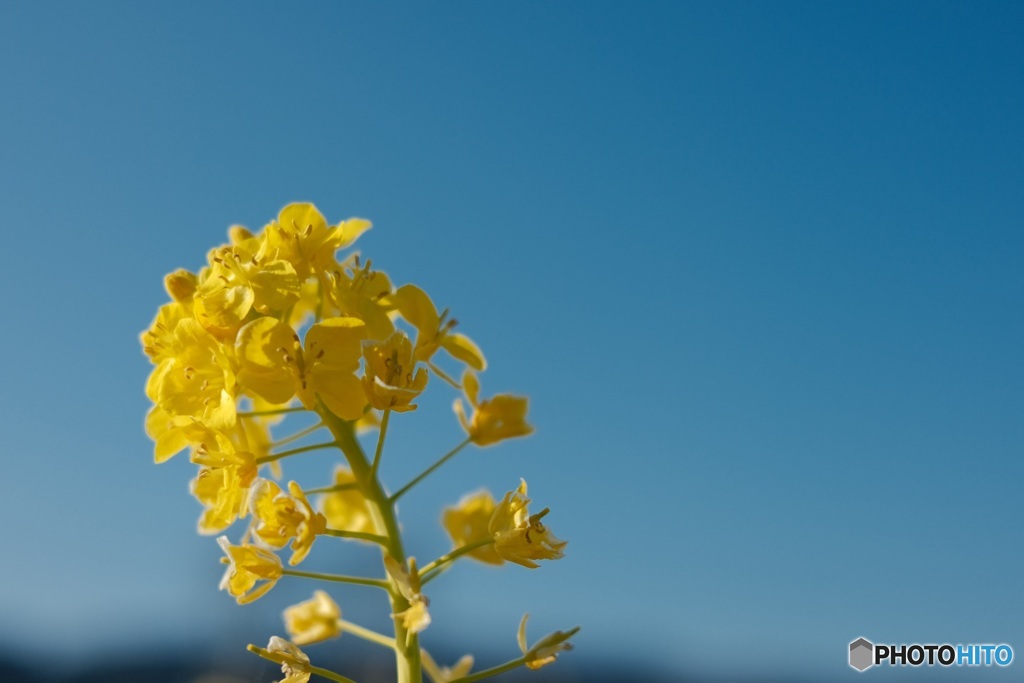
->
[[850, 637, 874, 671]]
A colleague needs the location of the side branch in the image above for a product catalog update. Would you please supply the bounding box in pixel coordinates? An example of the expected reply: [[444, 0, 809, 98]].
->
[[323, 528, 389, 546], [391, 439, 472, 502], [448, 657, 528, 683], [257, 441, 339, 464], [419, 539, 495, 585], [281, 568, 391, 591]]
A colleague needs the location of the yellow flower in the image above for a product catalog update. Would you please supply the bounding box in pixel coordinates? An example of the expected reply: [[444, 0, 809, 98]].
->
[[250, 480, 326, 566], [517, 615, 579, 670], [390, 283, 486, 371], [250, 636, 312, 683], [263, 203, 371, 280], [384, 556, 430, 643], [249, 480, 299, 546], [235, 315, 367, 420], [187, 425, 258, 534], [164, 268, 199, 303], [143, 406, 192, 463], [361, 331, 428, 412], [394, 600, 430, 642], [489, 480, 566, 569], [228, 224, 255, 244], [145, 317, 237, 428], [321, 467, 375, 536], [218, 536, 283, 604], [141, 266, 200, 360], [283, 590, 342, 645], [423, 652, 474, 683], [442, 490, 503, 565], [328, 254, 396, 341], [453, 371, 533, 447], [140, 301, 191, 364], [280, 278, 322, 329], [193, 238, 300, 340]]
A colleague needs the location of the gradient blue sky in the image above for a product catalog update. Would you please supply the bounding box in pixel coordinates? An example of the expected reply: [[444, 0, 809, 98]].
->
[[2, 2, 1022, 681]]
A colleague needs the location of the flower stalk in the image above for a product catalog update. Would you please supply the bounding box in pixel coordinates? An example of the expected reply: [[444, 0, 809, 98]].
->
[[391, 439, 471, 503], [142, 202, 577, 683], [318, 403, 423, 683]]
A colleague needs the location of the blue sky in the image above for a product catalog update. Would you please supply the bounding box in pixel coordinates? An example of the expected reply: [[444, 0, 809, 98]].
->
[[1, 2, 1022, 681]]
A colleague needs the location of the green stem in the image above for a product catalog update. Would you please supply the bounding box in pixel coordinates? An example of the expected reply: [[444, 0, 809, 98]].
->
[[448, 657, 528, 683], [310, 665, 359, 683], [248, 645, 357, 683], [370, 408, 392, 479], [239, 406, 305, 417], [419, 564, 452, 586], [305, 482, 359, 495], [272, 421, 325, 448], [323, 528, 389, 546], [281, 568, 390, 590], [256, 441, 338, 464], [338, 619, 397, 649], [391, 439, 472, 502], [427, 361, 461, 389], [316, 400, 423, 683], [419, 539, 494, 583]]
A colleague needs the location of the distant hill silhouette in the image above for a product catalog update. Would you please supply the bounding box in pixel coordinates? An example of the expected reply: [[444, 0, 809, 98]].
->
[[0, 652, 689, 683]]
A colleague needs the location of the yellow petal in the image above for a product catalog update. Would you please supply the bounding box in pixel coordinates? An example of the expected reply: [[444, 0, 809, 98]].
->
[[461, 371, 480, 407], [278, 203, 328, 234], [305, 317, 365, 371], [303, 367, 363, 419], [392, 284, 439, 334], [335, 218, 372, 249], [441, 333, 487, 372], [236, 317, 298, 404], [250, 259, 301, 312]]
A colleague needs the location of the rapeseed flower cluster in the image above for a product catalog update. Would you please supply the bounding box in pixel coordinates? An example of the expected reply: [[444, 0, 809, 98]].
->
[[142, 204, 577, 683]]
